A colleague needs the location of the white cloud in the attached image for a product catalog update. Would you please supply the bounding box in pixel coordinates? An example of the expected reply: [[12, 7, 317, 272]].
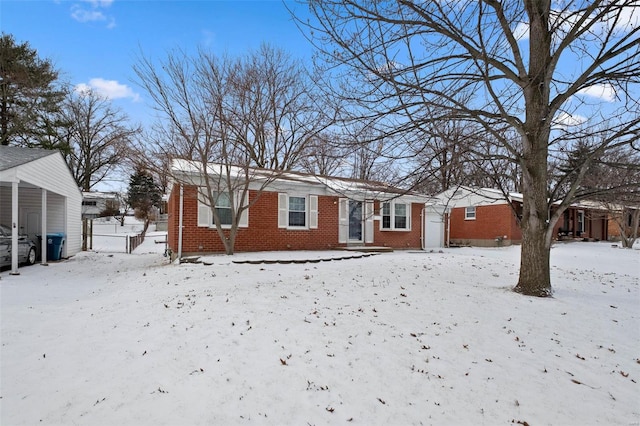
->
[[71, 5, 106, 23], [83, 0, 114, 6], [75, 78, 140, 102], [512, 21, 529, 40], [553, 111, 587, 128], [70, 0, 115, 28], [577, 83, 617, 102]]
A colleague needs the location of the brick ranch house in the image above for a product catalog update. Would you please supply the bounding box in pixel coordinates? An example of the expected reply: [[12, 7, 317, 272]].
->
[[166, 161, 443, 257], [434, 186, 610, 247]]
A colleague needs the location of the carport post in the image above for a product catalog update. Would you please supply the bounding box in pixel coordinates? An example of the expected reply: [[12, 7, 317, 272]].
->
[[41, 189, 47, 265], [10, 181, 19, 275]]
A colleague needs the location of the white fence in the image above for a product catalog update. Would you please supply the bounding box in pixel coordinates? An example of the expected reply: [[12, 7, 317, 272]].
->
[[83, 217, 148, 253]]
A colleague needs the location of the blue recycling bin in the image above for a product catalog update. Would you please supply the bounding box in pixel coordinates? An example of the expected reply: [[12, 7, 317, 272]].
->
[[46, 233, 65, 261]]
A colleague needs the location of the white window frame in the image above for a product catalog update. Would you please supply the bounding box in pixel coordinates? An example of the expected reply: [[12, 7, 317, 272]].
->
[[212, 191, 233, 227], [197, 189, 248, 229], [278, 193, 318, 230], [380, 200, 411, 231], [288, 195, 307, 228], [465, 206, 476, 220], [577, 210, 585, 233]]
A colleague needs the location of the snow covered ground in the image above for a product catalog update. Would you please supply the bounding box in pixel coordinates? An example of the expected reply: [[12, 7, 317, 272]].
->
[[1, 237, 638, 425]]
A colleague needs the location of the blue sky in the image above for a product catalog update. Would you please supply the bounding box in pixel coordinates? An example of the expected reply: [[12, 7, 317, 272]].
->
[[1, 0, 312, 124], [2, 2, 637, 143]]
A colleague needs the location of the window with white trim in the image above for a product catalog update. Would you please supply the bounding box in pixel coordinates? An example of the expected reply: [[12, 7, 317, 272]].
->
[[197, 189, 248, 229], [212, 192, 232, 226], [577, 210, 585, 233], [394, 203, 407, 229], [288, 196, 306, 227], [278, 193, 318, 229], [381, 201, 410, 230], [465, 206, 476, 220]]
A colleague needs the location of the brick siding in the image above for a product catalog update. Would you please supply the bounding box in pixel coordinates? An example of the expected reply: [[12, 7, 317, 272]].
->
[[449, 203, 521, 245], [168, 185, 425, 254]]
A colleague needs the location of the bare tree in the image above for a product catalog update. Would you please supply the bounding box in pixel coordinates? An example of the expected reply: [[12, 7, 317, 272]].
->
[[296, 0, 640, 296], [573, 142, 640, 247], [340, 123, 399, 181], [298, 131, 346, 176], [133, 44, 336, 255], [61, 88, 139, 191]]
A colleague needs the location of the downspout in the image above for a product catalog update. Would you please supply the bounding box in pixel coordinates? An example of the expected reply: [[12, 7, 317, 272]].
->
[[421, 206, 426, 250], [446, 208, 451, 248], [177, 184, 184, 263]]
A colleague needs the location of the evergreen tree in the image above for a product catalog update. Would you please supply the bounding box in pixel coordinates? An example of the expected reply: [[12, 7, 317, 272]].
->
[[0, 33, 66, 147], [126, 169, 162, 236]]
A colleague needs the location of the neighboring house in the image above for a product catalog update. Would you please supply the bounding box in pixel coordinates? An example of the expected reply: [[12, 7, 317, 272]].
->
[[554, 200, 609, 241], [589, 203, 639, 242], [166, 161, 437, 257], [435, 186, 609, 247], [82, 191, 120, 219], [435, 187, 523, 247], [0, 146, 82, 272]]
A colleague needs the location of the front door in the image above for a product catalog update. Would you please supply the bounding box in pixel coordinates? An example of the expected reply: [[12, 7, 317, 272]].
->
[[348, 200, 363, 242]]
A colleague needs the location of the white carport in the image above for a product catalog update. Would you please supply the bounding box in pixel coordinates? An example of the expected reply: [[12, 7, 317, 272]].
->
[[0, 146, 82, 274]]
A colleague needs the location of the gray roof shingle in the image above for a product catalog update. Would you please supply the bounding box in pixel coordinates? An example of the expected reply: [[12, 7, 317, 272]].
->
[[0, 146, 57, 172]]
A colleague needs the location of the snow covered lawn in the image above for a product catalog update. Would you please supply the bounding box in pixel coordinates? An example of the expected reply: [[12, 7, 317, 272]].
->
[[1, 238, 638, 425]]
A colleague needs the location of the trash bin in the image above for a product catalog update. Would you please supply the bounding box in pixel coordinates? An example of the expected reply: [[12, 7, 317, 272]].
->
[[46, 233, 65, 261]]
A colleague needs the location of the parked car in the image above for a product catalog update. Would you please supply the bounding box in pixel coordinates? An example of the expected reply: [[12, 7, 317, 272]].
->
[[0, 224, 36, 268]]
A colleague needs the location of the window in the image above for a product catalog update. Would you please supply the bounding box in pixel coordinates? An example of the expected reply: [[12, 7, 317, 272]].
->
[[577, 210, 585, 234], [197, 189, 248, 229], [382, 202, 391, 229], [288, 196, 306, 227], [395, 203, 407, 229], [82, 201, 97, 206], [465, 206, 476, 220], [212, 192, 232, 226], [278, 193, 318, 229], [381, 201, 410, 230]]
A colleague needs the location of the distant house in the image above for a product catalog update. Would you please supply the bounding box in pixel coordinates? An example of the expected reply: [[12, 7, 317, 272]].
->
[[554, 200, 609, 241], [82, 191, 120, 219], [0, 146, 82, 272], [435, 187, 523, 247], [586, 203, 639, 242], [435, 186, 609, 247], [166, 161, 438, 257]]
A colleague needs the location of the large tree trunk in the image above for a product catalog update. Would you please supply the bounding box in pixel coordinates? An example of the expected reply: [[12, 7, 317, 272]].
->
[[514, 200, 553, 296], [514, 142, 553, 297], [516, 236, 552, 296], [514, 0, 554, 297]]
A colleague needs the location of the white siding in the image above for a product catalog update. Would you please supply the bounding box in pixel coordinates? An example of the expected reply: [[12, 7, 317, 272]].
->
[[0, 152, 82, 257], [435, 187, 511, 208]]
